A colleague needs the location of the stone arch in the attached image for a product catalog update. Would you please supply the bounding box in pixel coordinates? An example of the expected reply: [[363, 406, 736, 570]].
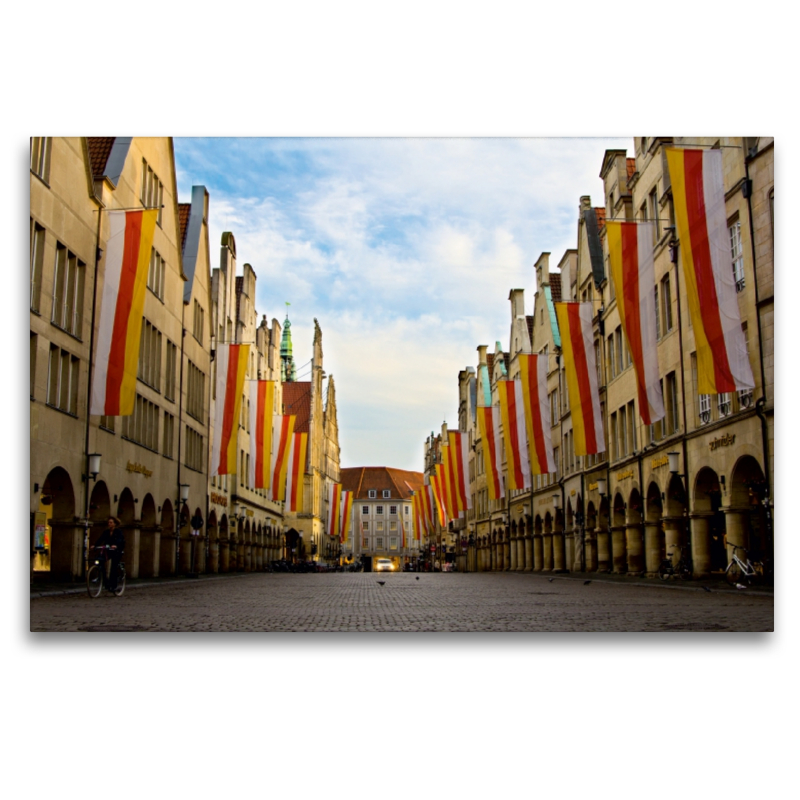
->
[[611, 492, 627, 573], [207, 510, 219, 573], [117, 487, 135, 526], [627, 487, 643, 526], [729, 455, 770, 561], [88, 480, 111, 547], [141, 494, 157, 527], [693, 466, 725, 572], [137, 493, 159, 578], [159, 498, 176, 576], [39, 467, 77, 579]]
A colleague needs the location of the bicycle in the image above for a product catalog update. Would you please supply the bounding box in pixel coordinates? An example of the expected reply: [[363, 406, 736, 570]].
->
[[86, 545, 127, 598], [724, 543, 764, 587], [658, 544, 693, 580]]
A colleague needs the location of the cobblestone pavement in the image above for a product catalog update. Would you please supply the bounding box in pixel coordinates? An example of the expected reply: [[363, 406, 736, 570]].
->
[[29, 571, 774, 632]]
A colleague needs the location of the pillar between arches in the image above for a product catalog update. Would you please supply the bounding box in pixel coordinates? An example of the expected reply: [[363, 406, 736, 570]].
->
[[509, 535, 518, 571], [643, 521, 661, 577], [689, 514, 712, 579], [533, 534, 543, 571], [565, 529, 576, 572], [625, 523, 644, 574], [503, 538, 511, 571], [524, 534, 533, 572], [542, 533, 553, 571], [723, 508, 751, 560], [552, 531, 566, 572], [585, 529, 598, 572], [611, 525, 627, 573], [596, 528, 611, 572]]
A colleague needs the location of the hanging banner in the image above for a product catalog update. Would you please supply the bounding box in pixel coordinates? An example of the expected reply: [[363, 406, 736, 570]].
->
[[211, 344, 250, 475], [249, 380, 276, 489], [285, 432, 307, 512], [448, 431, 472, 514], [518, 353, 556, 475], [498, 379, 532, 491], [340, 490, 354, 544], [477, 405, 504, 500], [268, 415, 295, 501]]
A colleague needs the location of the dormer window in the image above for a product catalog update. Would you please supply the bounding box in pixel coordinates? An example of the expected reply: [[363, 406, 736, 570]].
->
[[383, 490, 391, 498], [368, 490, 376, 498]]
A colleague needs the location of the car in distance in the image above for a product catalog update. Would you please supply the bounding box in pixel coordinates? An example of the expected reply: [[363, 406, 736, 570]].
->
[[375, 558, 395, 572]]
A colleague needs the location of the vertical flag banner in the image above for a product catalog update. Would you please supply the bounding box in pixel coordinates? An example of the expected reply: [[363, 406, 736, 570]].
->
[[91, 209, 158, 415], [518, 354, 556, 475], [285, 432, 307, 512], [327, 483, 342, 540], [448, 431, 472, 513], [340, 490, 354, 544], [440, 442, 457, 521], [606, 221, 665, 425], [211, 343, 250, 475], [666, 148, 755, 393], [268, 415, 295, 501], [249, 380, 276, 489], [400, 513, 406, 549], [430, 466, 448, 527], [498, 380, 532, 491], [556, 302, 605, 456], [477, 406, 504, 500], [420, 484, 435, 537], [412, 492, 423, 541]]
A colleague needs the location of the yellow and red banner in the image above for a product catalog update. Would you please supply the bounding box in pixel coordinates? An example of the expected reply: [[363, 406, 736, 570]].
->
[[429, 466, 448, 527], [285, 432, 307, 512], [666, 148, 755, 393], [606, 221, 665, 425], [339, 490, 354, 544], [448, 431, 472, 514], [498, 380, 531, 491], [440, 442, 458, 521], [412, 492, 424, 541], [518, 354, 556, 475], [556, 302, 605, 455], [327, 483, 342, 540], [211, 344, 250, 475], [91, 209, 158, 415], [476, 405, 504, 500], [249, 380, 276, 489], [268, 415, 295, 501]]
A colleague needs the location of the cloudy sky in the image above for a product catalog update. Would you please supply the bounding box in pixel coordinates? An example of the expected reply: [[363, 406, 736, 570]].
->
[[173, 137, 629, 471]]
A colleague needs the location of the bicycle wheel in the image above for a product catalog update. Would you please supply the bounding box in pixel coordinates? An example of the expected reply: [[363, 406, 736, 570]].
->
[[658, 561, 672, 581], [87, 564, 103, 598], [113, 565, 126, 596], [725, 561, 744, 587], [679, 561, 693, 580]]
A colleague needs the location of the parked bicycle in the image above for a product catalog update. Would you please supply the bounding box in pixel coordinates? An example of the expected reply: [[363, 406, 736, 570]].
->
[[658, 544, 693, 580], [724, 543, 764, 587], [86, 545, 127, 598]]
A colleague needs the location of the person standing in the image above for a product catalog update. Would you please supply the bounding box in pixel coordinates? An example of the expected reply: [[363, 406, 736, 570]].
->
[[94, 517, 125, 591], [190, 512, 204, 573]]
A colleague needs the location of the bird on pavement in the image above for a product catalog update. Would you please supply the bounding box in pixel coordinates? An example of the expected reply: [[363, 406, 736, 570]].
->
[[583, 580, 592, 585], [377, 581, 385, 586], [548, 578, 554, 582], [416, 576, 420, 580], [702, 586, 712, 593]]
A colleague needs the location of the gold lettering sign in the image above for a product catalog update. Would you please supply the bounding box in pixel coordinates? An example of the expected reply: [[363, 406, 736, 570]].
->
[[588, 482, 598, 491], [210, 492, 228, 507], [616, 469, 634, 481], [709, 433, 736, 452], [125, 461, 153, 478], [246, 509, 254, 517], [570, 489, 576, 496], [651, 455, 669, 470]]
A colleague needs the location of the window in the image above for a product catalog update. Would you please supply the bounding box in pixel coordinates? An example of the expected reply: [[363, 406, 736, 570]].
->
[[186, 361, 205, 421], [185, 426, 204, 471], [193, 299, 204, 343], [368, 490, 376, 498], [738, 387, 754, 409], [730, 220, 745, 291], [100, 415, 115, 432], [362, 522, 369, 531], [383, 490, 391, 498], [138, 320, 162, 391], [699, 392, 711, 424], [51, 243, 86, 337], [404, 505, 409, 515], [165, 340, 177, 401], [148, 248, 166, 300], [47, 344, 79, 415], [362, 537, 369, 549], [121, 393, 160, 451], [30, 137, 52, 182], [30, 219, 45, 312], [627, 400, 636, 453], [660, 274, 673, 333], [30, 333, 37, 398], [389, 537, 398, 551], [549, 390, 559, 426], [375, 505, 383, 515], [610, 412, 618, 461], [718, 393, 732, 417], [615, 327, 624, 374], [376, 521, 384, 531], [665, 371, 679, 434], [362, 505, 369, 515], [649, 187, 660, 242], [594, 340, 602, 385], [163, 411, 175, 457], [390, 521, 397, 531], [654, 284, 661, 340], [389, 505, 397, 516], [140, 159, 164, 226], [376, 537, 384, 549], [608, 333, 616, 379]]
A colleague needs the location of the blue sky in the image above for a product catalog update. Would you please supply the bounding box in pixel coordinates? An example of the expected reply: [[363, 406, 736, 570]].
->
[[174, 137, 630, 471]]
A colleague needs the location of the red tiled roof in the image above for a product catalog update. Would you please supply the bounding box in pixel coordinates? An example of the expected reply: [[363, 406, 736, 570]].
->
[[549, 272, 562, 302], [86, 137, 116, 179], [594, 207, 606, 231], [283, 382, 312, 433], [340, 467, 425, 500], [486, 353, 495, 376], [626, 158, 636, 180], [178, 203, 191, 252]]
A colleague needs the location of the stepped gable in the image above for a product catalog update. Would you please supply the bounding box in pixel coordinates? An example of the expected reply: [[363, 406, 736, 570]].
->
[[283, 381, 311, 433], [86, 137, 116, 179]]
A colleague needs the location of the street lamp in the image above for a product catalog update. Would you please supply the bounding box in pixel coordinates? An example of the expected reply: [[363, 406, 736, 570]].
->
[[597, 478, 607, 498], [176, 483, 189, 574], [82, 453, 102, 573]]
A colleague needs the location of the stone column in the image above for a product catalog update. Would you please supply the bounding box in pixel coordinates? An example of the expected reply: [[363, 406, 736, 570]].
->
[[220, 538, 230, 572], [138, 526, 159, 578], [689, 514, 711, 578], [542, 533, 553, 571], [643, 521, 661, 577], [565, 530, 575, 572], [49, 521, 84, 581], [552, 531, 565, 572], [503, 537, 511, 570], [509, 535, 518, 571], [596, 528, 611, 572], [533, 535, 543, 571], [585, 529, 598, 572], [524, 534, 533, 572], [724, 508, 749, 560], [611, 526, 627, 573], [625, 519, 644, 574]]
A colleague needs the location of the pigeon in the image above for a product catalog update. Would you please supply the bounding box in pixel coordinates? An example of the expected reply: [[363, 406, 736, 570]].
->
[[377, 581, 385, 586], [416, 576, 420, 580], [548, 578, 554, 582], [702, 586, 712, 593], [583, 580, 592, 585]]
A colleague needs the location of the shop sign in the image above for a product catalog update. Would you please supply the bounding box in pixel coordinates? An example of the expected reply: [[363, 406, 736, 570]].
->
[[651, 455, 669, 470], [616, 468, 634, 481], [210, 492, 227, 507], [570, 489, 576, 496], [126, 461, 153, 478], [709, 433, 736, 452], [588, 482, 598, 491], [246, 509, 254, 518]]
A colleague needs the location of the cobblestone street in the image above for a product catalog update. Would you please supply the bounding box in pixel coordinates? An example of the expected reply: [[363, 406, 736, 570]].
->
[[30, 572, 774, 632]]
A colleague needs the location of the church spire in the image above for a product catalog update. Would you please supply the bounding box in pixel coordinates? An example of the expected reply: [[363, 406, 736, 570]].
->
[[281, 307, 296, 382]]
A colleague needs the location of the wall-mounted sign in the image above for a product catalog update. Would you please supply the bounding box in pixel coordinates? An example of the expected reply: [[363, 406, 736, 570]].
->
[[651, 455, 669, 470], [588, 482, 598, 491], [616, 469, 634, 481], [246, 509, 254, 518], [570, 489, 576, 497], [709, 433, 736, 452], [210, 492, 228, 507], [126, 461, 153, 478]]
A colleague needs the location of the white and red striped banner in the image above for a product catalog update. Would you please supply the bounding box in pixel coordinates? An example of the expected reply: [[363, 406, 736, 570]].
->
[[476, 405, 504, 500], [340, 490, 354, 544], [666, 148, 755, 393], [285, 432, 307, 512], [606, 221, 665, 425], [448, 431, 472, 514], [498, 380, 531, 491], [249, 380, 275, 489], [91, 209, 158, 415], [327, 483, 342, 540], [211, 344, 250, 475], [268, 415, 295, 501], [518, 354, 556, 474]]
